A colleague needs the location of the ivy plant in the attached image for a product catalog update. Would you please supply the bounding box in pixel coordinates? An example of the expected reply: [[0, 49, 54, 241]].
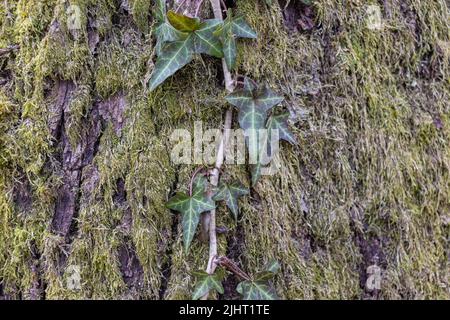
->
[[155, 1, 296, 301]]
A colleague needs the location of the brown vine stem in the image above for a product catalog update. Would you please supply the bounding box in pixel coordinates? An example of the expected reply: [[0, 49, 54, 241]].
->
[[201, 0, 235, 300]]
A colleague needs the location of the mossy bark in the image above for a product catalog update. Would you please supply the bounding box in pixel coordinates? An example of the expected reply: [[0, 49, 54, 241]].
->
[[0, 0, 449, 300]]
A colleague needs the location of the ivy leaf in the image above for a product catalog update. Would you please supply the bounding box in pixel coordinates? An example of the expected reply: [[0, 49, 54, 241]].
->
[[166, 189, 215, 253], [266, 112, 296, 145], [254, 260, 281, 281], [213, 181, 249, 220], [167, 10, 202, 32], [192, 270, 225, 300], [223, 36, 237, 70], [154, 22, 185, 55], [225, 86, 283, 131], [215, 10, 257, 69], [237, 260, 280, 300], [149, 34, 194, 91], [194, 19, 224, 58], [231, 16, 257, 39], [236, 280, 278, 300], [226, 85, 283, 186], [250, 162, 263, 187], [153, 1, 186, 55], [243, 77, 257, 91]]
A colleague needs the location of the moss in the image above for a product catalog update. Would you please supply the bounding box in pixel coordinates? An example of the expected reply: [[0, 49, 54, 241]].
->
[[1, 0, 449, 300]]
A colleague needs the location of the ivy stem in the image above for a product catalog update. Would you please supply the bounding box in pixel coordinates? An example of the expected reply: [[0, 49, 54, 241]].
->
[[201, 0, 235, 300], [189, 167, 205, 196]]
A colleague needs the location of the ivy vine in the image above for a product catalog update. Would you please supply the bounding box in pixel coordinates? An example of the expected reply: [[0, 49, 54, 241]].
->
[[149, 0, 295, 300]]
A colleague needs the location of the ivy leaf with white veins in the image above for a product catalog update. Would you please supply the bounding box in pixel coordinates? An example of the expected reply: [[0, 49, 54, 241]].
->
[[193, 19, 224, 58], [153, 2, 186, 55], [192, 270, 225, 300], [236, 280, 278, 300], [215, 10, 257, 69], [266, 112, 297, 145], [225, 86, 284, 131], [237, 259, 280, 300], [166, 188, 215, 253], [254, 259, 281, 281], [213, 181, 249, 220], [149, 34, 194, 91], [226, 84, 283, 186]]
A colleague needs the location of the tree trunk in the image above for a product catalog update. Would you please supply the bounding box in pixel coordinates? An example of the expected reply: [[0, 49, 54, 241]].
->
[[0, 0, 449, 299]]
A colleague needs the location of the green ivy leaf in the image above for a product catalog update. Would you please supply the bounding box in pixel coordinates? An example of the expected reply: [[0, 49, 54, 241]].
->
[[236, 280, 278, 300], [149, 34, 194, 91], [153, 1, 186, 55], [167, 10, 202, 32], [154, 22, 186, 55], [223, 36, 237, 70], [166, 189, 215, 253], [237, 260, 280, 300], [213, 181, 249, 220], [266, 112, 296, 145], [226, 85, 283, 186], [231, 16, 257, 39], [254, 259, 281, 281], [194, 19, 224, 58], [192, 270, 225, 300], [215, 10, 257, 69], [225, 86, 283, 131]]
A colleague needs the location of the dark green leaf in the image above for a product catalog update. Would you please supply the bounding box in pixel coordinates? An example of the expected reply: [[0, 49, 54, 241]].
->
[[225, 86, 283, 131], [266, 112, 296, 145], [213, 181, 249, 220], [231, 16, 257, 39], [167, 10, 201, 32], [223, 35, 236, 69], [243, 77, 257, 91], [194, 19, 224, 58], [236, 280, 278, 300], [192, 270, 225, 300], [166, 191, 215, 253], [149, 34, 194, 91], [254, 260, 281, 281], [215, 10, 256, 69], [154, 22, 186, 55]]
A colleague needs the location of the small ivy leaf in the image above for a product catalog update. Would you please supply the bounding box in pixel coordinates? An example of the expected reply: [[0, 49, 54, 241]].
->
[[243, 77, 257, 91], [154, 22, 186, 55], [166, 191, 215, 253], [167, 10, 202, 32], [192, 174, 208, 196], [225, 86, 283, 131], [213, 181, 249, 220], [250, 162, 263, 187], [223, 35, 237, 70], [194, 19, 224, 58], [153, 1, 186, 56], [264, 259, 281, 273], [149, 34, 194, 91], [266, 112, 297, 145], [254, 260, 281, 281], [231, 16, 257, 39], [215, 10, 256, 69], [226, 85, 283, 186], [236, 280, 278, 300], [192, 270, 225, 300]]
